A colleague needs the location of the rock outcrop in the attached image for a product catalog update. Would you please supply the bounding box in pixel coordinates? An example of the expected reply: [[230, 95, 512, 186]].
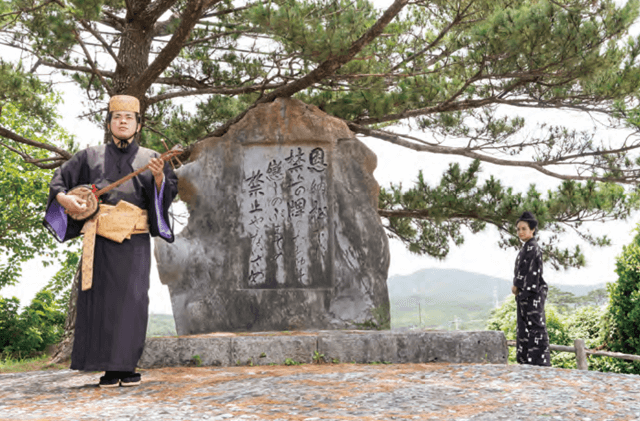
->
[[156, 98, 390, 334]]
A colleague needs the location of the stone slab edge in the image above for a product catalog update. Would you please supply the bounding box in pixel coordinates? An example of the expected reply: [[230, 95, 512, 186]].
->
[[138, 330, 508, 368]]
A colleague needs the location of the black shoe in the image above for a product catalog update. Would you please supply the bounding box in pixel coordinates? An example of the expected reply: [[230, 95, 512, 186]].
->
[[98, 372, 120, 388], [120, 372, 141, 387]]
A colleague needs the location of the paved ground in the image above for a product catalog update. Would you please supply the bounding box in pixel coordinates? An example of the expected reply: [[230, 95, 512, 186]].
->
[[1, 363, 639, 420]]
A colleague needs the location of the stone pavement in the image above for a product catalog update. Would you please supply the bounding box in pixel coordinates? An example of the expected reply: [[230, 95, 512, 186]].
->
[[1, 363, 639, 420]]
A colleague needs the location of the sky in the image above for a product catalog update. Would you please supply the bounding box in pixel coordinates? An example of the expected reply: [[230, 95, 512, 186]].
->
[[2, 3, 639, 314]]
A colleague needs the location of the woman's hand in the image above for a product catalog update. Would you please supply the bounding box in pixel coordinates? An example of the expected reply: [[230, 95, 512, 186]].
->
[[56, 192, 87, 215], [511, 285, 520, 296]]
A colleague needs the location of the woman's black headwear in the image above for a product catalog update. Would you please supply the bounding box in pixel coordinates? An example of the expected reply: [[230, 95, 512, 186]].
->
[[517, 211, 538, 231]]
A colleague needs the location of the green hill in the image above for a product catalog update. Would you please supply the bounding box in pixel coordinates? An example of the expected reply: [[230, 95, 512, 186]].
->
[[147, 313, 177, 337]]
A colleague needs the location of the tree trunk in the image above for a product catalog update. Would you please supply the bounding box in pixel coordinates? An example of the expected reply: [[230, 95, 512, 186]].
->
[[50, 263, 80, 364]]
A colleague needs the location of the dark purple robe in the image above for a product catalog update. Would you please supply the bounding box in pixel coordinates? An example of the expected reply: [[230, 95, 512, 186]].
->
[[43, 140, 178, 371]]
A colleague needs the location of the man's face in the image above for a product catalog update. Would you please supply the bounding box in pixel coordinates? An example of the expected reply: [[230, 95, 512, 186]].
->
[[110, 111, 139, 141]]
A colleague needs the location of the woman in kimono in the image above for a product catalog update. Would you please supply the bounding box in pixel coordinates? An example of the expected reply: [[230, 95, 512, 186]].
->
[[43, 95, 178, 387], [512, 211, 551, 366]]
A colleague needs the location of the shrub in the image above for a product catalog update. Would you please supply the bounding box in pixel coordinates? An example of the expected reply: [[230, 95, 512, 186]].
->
[[565, 306, 605, 349], [599, 226, 640, 374], [0, 291, 65, 359]]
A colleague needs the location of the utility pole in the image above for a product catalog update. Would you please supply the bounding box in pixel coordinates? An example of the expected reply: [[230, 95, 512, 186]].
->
[[418, 302, 422, 327]]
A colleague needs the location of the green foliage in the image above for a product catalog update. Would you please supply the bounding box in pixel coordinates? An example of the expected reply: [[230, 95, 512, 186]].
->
[[312, 350, 325, 364], [248, 0, 378, 63], [0, 291, 65, 359], [545, 305, 572, 347], [142, 93, 249, 151], [354, 304, 391, 330], [292, 0, 640, 125], [42, 248, 81, 307], [0, 97, 76, 289], [565, 306, 606, 350], [0, 353, 68, 373], [284, 357, 302, 366], [599, 225, 640, 374], [191, 354, 202, 367], [547, 285, 609, 313], [547, 286, 579, 313], [0, 61, 58, 125], [486, 298, 518, 340], [380, 161, 639, 269]]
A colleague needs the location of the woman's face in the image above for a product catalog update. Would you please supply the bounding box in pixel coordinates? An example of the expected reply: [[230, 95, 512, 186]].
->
[[517, 221, 535, 242]]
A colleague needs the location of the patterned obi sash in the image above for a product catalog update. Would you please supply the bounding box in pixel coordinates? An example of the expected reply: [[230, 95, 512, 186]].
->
[[79, 201, 149, 291]]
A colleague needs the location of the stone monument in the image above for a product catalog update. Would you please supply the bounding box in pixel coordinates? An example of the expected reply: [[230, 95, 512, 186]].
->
[[156, 98, 390, 334]]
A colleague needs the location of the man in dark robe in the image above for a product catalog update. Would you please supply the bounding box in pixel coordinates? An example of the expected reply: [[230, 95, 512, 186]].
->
[[43, 95, 178, 387], [512, 211, 551, 367]]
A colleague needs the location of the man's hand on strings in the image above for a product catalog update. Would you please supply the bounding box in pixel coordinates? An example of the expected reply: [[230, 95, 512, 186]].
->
[[57, 192, 87, 215], [149, 157, 164, 190]]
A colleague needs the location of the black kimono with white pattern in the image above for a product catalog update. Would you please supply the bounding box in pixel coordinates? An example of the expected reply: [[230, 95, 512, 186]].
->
[[513, 237, 551, 366]]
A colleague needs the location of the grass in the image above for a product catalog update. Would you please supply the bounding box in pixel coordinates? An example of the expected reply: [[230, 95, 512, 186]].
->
[[0, 354, 69, 374]]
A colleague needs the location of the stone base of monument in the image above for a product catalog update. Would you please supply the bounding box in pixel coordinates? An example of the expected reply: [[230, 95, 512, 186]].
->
[[138, 330, 508, 368]]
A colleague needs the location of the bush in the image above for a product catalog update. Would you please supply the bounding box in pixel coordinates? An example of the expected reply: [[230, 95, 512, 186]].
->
[[0, 297, 22, 353], [0, 291, 65, 359], [487, 298, 518, 340], [487, 298, 518, 363], [565, 306, 605, 349], [598, 226, 640, 375]]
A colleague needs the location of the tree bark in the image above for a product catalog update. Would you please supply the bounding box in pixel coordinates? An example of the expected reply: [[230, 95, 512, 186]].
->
[[50, 264, 80, 364]]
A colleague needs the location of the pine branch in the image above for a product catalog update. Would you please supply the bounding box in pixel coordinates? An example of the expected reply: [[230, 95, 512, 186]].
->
[[101, 10, 126, 31], [128, 0, 223, 98], [206, 0, 410, 138], [0, 128, 71, 168], [348, 123, 640, 184], [39, 59, 116, 78], [390, 0, 472, 72], [72, 28, 114, 96], [147, 82, 284, 104], [77, 19, 125, 70], [141, 0, 178, 23]]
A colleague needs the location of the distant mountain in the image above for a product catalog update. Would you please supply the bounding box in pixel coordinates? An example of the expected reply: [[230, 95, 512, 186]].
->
[[386, 268, 608, 330], [388, 268, 512, 308]]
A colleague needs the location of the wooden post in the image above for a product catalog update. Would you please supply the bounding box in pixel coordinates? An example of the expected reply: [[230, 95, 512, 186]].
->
[[574, 339, 588, 370]]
